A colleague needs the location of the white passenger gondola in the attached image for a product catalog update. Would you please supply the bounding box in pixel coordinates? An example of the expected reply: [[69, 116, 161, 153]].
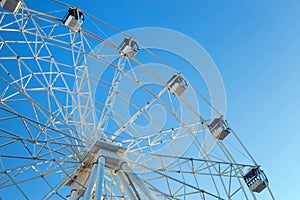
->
[[244, 167, 268, 193], [167, 73, 187, 96], [0, 0, 21, 13], [63, 7, 84, 31], [208, 116, 230, 140], [119, 37, 139, 59]]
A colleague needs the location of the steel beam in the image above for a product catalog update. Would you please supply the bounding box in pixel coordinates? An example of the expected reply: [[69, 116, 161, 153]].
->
[[122, 163, 158, 200], [83, 160, 98, 200], [117, 170, 137, 200], [94, 156, 105, 200]]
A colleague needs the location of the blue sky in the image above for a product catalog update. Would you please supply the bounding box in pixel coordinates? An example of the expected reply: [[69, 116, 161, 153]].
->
[[2, 0, 300, 199], [76, 0, 299, 199]]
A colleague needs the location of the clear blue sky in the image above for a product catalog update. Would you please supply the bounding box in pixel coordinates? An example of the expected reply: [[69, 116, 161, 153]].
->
[[74, 1, 299, 199], [34, 0, 300, 199], [6, 0, 300, 199]]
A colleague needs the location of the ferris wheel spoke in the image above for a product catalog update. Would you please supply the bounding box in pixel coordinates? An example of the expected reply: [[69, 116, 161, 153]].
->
[[0, 14, 23, 29], [0, 104, 83, 142], [23, 7, 63, 23], [0, 106, 84, 161], [131, 159, 222, 199], [97, 57, 125, 131], [0, 159, 78, 199], [215, 142, 254, 199], [0, 163, 76, 189], [128, 151, 254, 177], [150, 168, 223, 199], [111, 81, 169, 140]]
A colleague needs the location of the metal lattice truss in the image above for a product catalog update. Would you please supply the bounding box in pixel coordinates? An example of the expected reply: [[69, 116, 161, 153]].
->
[[0, 1, 274, 200]]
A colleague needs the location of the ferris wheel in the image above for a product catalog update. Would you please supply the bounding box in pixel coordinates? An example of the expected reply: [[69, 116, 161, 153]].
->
[[0, 1, 275, 199]]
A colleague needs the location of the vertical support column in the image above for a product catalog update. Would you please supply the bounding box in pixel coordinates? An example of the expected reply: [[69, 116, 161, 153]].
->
[[83, 160, 98, 200], [117, 170, 137, 200], [122, 163, 158, 200], [94, 156, 105, 200]]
